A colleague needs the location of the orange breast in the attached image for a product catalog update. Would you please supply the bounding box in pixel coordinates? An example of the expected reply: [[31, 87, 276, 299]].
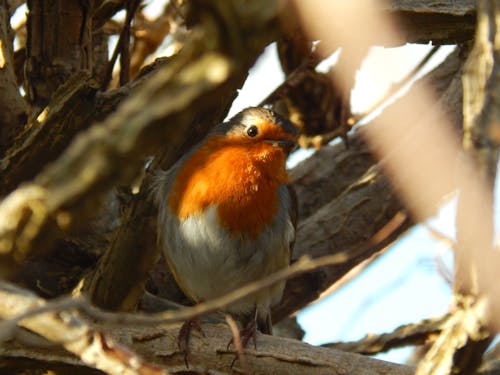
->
[[168, 136, 290, 237]]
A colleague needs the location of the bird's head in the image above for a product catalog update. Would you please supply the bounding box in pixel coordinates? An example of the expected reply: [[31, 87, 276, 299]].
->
[[213, 107, 298, 156]]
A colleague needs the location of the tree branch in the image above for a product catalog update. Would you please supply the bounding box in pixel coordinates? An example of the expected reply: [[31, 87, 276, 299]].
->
[[386, 0, 476, 44], [0, 72, 99, 195], [26, 0, 93, 114], [324, 315, 450, 355], [0, 282, 414, 375], [0, 43, 235, 265]]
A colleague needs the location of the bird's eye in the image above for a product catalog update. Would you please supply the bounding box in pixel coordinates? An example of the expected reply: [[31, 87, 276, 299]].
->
[[246, 125, 258, 137]]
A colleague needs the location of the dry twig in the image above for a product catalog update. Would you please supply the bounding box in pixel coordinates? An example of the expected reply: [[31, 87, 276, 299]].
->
[[324, 315, 450, 355]]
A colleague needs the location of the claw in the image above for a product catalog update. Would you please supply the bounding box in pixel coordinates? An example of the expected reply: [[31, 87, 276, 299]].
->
[[178, 319, 205, 368], [227, 308, 261, 369]]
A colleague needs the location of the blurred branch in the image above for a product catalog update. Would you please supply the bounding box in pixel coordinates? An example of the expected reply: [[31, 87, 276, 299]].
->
[[0, 283, 165, 375], [294, 3, 499, 375], [129, 1, 182, 78], [0, 56, 172, 196], [0, 41, 234, 264], [93, 0, 126, 30], [295, 45, 442, 149], [349, 45, 441, 126]]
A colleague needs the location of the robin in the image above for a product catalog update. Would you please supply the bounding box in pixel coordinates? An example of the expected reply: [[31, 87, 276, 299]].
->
[[153, 107, 298, 341]]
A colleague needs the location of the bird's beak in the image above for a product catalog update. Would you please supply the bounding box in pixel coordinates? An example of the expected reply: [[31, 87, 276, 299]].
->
[[266, 139, 297, 154]]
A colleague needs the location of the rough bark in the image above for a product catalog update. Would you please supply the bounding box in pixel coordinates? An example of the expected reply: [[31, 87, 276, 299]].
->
[[0, 72, 99, 196], [26, 0, 93, 114], [387, 0, 476, 44], [0, 282, 415, 375], [0, 49, 237, 264]]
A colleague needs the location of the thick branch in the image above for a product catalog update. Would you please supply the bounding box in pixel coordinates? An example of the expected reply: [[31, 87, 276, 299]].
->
[[0, 45, 234, 264], [325, 315, 450, 355], [457, 0, 499, 296], [386, 0, 476, 44], [0, 283, 414, 375], [0, 72, 99, 195], [26, 0, 93, 113], [0, 57, 169, 196], [0, 283, 164, 375], [390, 0, 475, 16]]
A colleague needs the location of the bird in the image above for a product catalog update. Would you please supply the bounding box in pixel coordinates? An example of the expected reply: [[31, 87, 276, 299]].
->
[[153, 107, 298, 341]]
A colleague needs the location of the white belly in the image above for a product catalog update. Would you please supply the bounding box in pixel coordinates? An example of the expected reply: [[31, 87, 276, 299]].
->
[[160, 205, 293, 314]]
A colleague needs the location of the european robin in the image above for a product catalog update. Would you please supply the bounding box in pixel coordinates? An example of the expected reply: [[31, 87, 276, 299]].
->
[[153, 107, 298, 337]]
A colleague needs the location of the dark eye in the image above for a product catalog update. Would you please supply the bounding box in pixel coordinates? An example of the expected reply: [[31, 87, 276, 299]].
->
[[246, 125, 258, 137]]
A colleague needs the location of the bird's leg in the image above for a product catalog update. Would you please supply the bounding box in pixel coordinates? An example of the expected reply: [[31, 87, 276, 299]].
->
[[227, 306, 259, 352], [240, 309, 259, 349], [226, 309, 259, 371], [178, 318, 205, 368]]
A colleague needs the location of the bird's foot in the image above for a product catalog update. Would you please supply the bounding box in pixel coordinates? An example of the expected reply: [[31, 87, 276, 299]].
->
[[178, 318, 205, 368], [239, 319, 258, 349], [227, 317, 258, 369]]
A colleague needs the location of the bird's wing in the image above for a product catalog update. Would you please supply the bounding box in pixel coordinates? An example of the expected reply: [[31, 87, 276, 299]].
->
[[286, 184, 298, 258]]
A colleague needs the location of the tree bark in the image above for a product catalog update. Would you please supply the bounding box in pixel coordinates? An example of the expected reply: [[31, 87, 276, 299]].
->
[[26, 0, 93, 114], [0, 282, 415, 375], [387, 0, 476, 44]]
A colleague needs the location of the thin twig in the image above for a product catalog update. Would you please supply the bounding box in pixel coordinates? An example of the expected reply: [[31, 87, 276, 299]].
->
[[424, 224, 456, 249], [119, 0, 141, 85], [423, 224, 454, 284], [317, 249, 386, 300], [323, 314, 450, 355], [101, 0, 141, 90]]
